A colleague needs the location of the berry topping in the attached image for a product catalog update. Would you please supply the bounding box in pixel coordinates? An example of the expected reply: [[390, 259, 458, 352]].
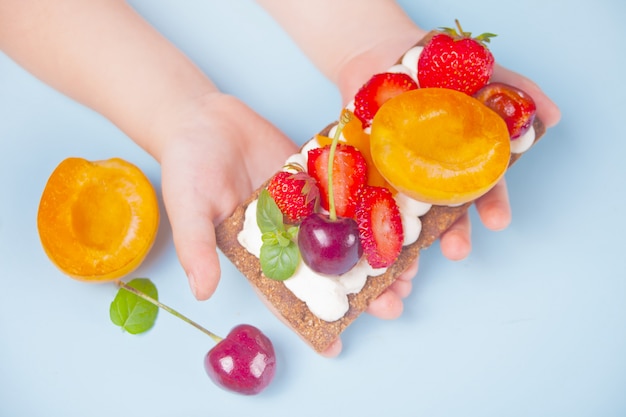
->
[[417, 20, 496, 96], [474, 82, 537, 139], [267, 169, 319, 223], [205, 324, 277, 395], [355, 186, 403, 269], [307, 143, 368, 219], [354, 72, 418, 127]]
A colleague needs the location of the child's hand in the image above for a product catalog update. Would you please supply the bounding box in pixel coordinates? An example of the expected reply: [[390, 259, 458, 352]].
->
[[158, 93, 298, 300]]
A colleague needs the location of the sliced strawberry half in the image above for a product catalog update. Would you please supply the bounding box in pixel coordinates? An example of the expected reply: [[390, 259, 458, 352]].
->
[[355, 185, 404, 268], [307, 144, 367, 219], [354, 72, 418, 127]]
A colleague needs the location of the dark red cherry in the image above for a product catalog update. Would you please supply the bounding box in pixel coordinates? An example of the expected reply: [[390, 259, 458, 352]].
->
[[204, 324, 276, 395], [297, 212, 362, 275], [474, 82, 537, 139]]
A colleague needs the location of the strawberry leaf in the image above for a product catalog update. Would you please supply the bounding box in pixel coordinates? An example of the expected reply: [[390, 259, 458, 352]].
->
[[109, 278, 159, 334]]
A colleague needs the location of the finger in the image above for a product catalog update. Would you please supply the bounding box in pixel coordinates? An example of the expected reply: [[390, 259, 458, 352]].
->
[[172, 222, 221, 301], [386, 257, 419, 300], [492, 65, 561, 128], [396, 257, 419, 282], [166, 192, 221, 300], [388, 278, 412, 299], [161, 161, 223, 300], [439, 212, 472, 261], [319, 339, 343, 358], [474, 177, 511, 231], [366, 289, 404, 319]]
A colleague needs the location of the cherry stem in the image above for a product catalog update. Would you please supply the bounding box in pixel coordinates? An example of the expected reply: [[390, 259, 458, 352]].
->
[[117, 281, 223, 344], [327, 111, 351, 221]]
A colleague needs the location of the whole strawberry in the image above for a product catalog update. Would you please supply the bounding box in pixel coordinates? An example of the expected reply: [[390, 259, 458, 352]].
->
[[418, 20, 496, 96], [267, 169, 319, 224]]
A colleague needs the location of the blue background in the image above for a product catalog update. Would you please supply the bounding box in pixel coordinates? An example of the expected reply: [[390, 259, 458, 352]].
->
[[1, 1, 625, 416]]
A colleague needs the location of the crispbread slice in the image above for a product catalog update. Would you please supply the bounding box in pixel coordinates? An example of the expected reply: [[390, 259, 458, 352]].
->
[[215, 33, 547, 353]]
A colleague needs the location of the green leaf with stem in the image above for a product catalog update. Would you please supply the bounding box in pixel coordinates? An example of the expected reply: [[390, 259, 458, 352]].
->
[[109, 278, 159, 334], [111, 278, 222, 343]]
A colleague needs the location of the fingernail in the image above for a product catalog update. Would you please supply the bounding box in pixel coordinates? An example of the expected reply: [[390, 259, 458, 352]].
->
[[187, 272, 200, 299]]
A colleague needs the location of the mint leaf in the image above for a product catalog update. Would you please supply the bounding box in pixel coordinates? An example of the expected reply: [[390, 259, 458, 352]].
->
[[260, 240, 299, 281], [257, 188, 300, 280], [110, 278, 159, 334], [257, 189, 285, 233]]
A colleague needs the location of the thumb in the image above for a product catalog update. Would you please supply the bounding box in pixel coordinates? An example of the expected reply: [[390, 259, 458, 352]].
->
[[161, 164, 224, 300], [172, 217, 221, 301]]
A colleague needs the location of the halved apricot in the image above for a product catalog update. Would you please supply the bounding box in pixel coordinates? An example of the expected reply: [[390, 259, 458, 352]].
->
[[37, 157, 159, 282], [370, 88, 510, 205]]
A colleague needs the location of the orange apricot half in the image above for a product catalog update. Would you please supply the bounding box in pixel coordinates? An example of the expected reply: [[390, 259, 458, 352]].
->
[[37, 157, 159, 282], [370, 88, 511, 205]]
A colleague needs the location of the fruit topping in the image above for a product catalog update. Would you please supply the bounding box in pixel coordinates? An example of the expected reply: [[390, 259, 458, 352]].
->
[[205, 324, 277, 396], [298, 212, 362, 275], [355, 186, 403, 268], [370, 88, 510, 205], [37, 157, 159, 281], [307, 143, 367, 219], [354, 72, 418, 127], [474, 82, 537, 139], [417, 20, 495, 96], [267, 169, 319, 223]]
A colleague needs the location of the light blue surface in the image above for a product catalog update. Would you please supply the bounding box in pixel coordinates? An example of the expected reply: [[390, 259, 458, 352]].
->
[[1, 1, 625, 416]]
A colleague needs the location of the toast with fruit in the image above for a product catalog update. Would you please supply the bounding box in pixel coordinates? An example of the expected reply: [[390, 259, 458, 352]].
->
[[215, 23, 546, 353]]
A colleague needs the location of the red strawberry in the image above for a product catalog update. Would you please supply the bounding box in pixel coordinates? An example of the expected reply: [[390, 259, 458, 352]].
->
[[418, 20, 496, 96], [267, 170, 319, 223], [307, 144, 367, 219], [354, 72, 418, 127], [355, 186, 404, 268]]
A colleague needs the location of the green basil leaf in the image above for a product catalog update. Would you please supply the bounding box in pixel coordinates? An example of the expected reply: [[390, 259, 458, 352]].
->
[[260, 241, 299, 281], [275, 230, 291, 247], [286, 225, 299, 240], [109, 278, 159, 334], [261, 231, 279, 246], [256, 189, 285, 233]]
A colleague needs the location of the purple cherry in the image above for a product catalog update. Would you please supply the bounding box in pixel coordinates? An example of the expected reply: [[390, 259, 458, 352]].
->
[[204, 324, 277, 395], [298, 212, 362, 275]]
